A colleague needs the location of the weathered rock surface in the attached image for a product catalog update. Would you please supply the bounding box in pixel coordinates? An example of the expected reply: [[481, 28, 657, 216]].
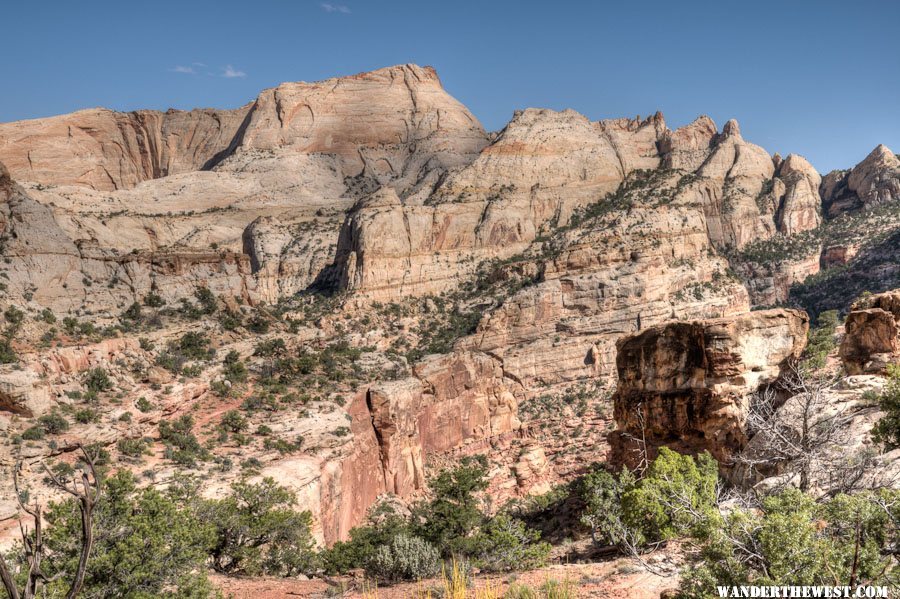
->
[[610, 308, 809, 466], [0, 107, 250, 191], [0, 369, 51, 416], [366, 350, 525, 498], [824, 145, 900, 217], [774, 154, 822, 235], [840, 289, 900, 374], [334, 110, 669, 300], [0, 65, 489, 313]]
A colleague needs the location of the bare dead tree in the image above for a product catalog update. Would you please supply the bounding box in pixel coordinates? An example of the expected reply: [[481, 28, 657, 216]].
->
[[0, 445, 101, 599], [735, 363, 878, 495], [619, 401, 651, 476]]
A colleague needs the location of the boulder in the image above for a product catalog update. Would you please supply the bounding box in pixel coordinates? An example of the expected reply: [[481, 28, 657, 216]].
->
[[840, 290, 900, 374], [611, 308, 809, 466]]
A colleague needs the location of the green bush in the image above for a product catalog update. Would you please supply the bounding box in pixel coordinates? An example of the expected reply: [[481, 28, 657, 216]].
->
[[220, 410, 248, 433], [578, 466, 634, 546], [117, 437, 151, 458], [255, 338, 287, 357], [200, 477, 318, 576], [4, 305, 25, 325], [678, 489, 898, 596], [42, 470, 216, 597], [74, 408, 100, 424], [223, 351, 248, 383], [620, 448, 718, 544], [159, 415, 209, 467], [323, 502, 412, 574], [177, 331, 212, 360], [84, 368, 113, 394], [247, 314, 270, 334], [364, 534, 441, 582], [804, 309, 839, 371], [0, 337, 16, 364], [412, 455, 489, 554], [38, 412, 70, 435], [462, 513, 550, 572], [144, 292, 165, 307], [21, 426, 45, 441], [195, 287, 218, 315]]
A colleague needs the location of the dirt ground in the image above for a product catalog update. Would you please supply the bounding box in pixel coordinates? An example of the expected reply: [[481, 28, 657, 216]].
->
[[211, 552, 680, 598]]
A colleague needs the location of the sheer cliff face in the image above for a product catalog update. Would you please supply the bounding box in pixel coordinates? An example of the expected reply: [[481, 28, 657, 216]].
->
[[0, 64, 486, 195], [610, 309, 809, 467], [0, 107, 252, 191]]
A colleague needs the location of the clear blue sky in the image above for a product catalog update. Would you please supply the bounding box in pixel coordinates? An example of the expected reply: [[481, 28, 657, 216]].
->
[[1, 0, 897, 173]]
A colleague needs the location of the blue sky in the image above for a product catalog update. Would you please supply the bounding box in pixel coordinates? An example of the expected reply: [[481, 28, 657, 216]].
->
[[1, 0, 897, 173]]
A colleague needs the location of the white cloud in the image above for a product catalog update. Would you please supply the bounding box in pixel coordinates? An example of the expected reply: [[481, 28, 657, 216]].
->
[[222, 65, 247, 78], [321, 3, 350, 13], [170, 65, 196, 74]]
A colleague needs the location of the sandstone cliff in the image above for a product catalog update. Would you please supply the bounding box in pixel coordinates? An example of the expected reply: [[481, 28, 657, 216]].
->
[[840, 289, 900, 374], [610, 309, 808, 467]]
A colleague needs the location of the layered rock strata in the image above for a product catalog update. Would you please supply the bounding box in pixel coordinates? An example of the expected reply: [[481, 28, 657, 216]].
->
[[840, 289, 900, 374], [610, 308, 809, 467]]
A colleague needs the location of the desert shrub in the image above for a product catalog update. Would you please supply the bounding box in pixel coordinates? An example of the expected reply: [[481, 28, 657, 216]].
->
[[364, 533, 441, 582], [222, 350, 247, 383], [804, 309, 839, 371], [218, 309, 243, 331], [254, 338, 287, 357], [412, 455, 489, 554], [263, 436, 303, 454], [122, 302, 142, 322], [176, 331, 212, 360], [578, 466, 634, 546], [195, 287, 218, 315], [0, 337, 16, 364], [135, 396, 152, 412], [200, 477, 318, 576], [21, 426, 45, 441], [322, 502, 412, 574], [181, 364, 202, 377], [159, 415, 209, 467], [74, 408, 100, 424], [143, 292, 165, 307], [155, 350, 186, 374], [38, 412, 70, 435], [678, 489, 898, 596], [247, 314, 270, 334], [620, 448, 718, 545], [42, 470, 215, 598], [4, 305, 25, 326], [84, 368, 113, 394], [461, 513, 551, 572], [117, 437, 151, 458], [219, 410, 248, 433]]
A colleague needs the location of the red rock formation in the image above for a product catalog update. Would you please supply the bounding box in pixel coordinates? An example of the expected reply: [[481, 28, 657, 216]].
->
[[610, 309, 808, 467], [840, 290, 900, 374]]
